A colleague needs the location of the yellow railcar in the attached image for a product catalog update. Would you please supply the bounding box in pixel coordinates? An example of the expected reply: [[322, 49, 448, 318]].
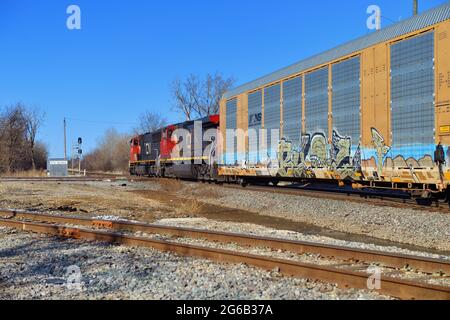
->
[[219, 3, 450, 199]]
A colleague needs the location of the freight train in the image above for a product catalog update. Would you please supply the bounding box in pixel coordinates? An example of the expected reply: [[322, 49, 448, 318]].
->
[[129, 115, 220, 181], [130, 3, 450, 204]]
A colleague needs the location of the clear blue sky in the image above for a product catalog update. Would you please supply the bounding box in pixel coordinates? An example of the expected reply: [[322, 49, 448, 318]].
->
[[0, 0, 448, 158]]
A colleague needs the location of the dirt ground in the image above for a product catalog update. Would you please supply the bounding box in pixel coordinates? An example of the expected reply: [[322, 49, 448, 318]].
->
[[0, 180, 180, 222]]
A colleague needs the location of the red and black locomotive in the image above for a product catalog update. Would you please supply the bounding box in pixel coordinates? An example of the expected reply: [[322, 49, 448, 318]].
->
[[129, 115, 220, 181]]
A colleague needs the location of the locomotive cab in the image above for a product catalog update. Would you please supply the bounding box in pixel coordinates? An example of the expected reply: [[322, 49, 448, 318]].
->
[[129, 137, 141, 162]]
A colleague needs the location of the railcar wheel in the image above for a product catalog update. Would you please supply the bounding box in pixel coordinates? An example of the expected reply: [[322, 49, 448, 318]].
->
[[446, 189, 450, 208], [237, 178, 248, 188], [415, 197, 432, 206]]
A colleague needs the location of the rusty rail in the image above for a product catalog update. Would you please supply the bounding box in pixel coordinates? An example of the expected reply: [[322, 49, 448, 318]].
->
[[0, 217, 449, 300], [0, 177, 126, 182], [0, 176, 152, 183], [224, 184, 450, 214], [1, 209, 449, 275]]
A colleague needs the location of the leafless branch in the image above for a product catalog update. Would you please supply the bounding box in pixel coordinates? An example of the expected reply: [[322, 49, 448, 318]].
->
[[171, 73, 235, 120]]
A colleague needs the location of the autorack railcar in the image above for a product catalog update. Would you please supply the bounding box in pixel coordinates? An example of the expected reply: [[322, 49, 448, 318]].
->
[[218, 3, 450, 201]]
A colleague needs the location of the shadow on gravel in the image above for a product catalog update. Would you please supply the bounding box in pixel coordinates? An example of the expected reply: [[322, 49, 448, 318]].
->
[[1, 237, 96, 283], [0, 234, 159, 299]]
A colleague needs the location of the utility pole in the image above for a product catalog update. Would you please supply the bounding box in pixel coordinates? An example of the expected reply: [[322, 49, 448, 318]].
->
[[64, 118, 67, 160], [413, 0, 418, 16]]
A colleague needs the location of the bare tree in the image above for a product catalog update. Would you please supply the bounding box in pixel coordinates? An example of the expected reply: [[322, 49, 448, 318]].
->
[[199, 73, 235, 116], [171, 73, 235, 120], [83, 128, 130, 173], [25, 107, 45, 170], [0, 103, 48, 173], [135, 111, 167, 134], [171, 76, 197, 121], [33, 141, 49, 170], [0, 104, 28, 172]]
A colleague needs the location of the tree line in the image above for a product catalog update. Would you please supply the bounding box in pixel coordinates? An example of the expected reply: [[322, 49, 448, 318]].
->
[[0, 103, 47, 173]]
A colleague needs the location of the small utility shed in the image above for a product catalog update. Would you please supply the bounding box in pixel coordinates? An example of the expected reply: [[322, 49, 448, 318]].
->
[[47, 158, 68, 177]]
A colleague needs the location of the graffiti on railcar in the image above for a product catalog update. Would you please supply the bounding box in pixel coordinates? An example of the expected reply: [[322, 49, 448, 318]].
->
[[222, 125, 448, 184], [368, 127, 438, 171], [309, 133, 328, 168], [370, 128, 391, 176], [447, 147, 450, 165], [352, 145, 362, 172], [277, 138, 311, 178], [331, 131, 351, 168], [276, 130, 361, 179]]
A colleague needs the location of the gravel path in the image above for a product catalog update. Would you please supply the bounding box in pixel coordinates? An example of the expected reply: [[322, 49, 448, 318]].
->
[[0, 227, 390, 300]]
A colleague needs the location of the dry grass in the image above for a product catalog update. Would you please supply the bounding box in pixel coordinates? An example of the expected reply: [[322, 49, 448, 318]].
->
[[0, 170, 47, 178], [158, 179, 184, 193], [193, 185, 220, 199], [159, 179, 220, 199], [68, 169, 127, 176], [178, 199, 206, 214]]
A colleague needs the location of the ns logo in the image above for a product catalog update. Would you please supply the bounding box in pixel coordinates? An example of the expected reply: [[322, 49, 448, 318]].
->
[[249, 112, 262, 127]]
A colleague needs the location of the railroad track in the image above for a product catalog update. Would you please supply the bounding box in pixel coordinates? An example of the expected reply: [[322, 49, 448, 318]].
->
[[223, 183, 450, 214], [0, 209, 449, 300], [0, 176, 140, 183]]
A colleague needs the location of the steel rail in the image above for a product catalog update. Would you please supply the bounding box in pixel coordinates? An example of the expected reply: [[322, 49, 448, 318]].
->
[[0, 177, 135, 183], [0, 178, 106, 182], [0, 218, 448, 300], [1, 209, 449, 275], [223, 184, 450, 214]]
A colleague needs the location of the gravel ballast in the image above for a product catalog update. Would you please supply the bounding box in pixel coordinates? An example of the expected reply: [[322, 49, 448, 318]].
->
[[1, 179, 448, 300], [176, 182, 450, 252], [0, 226, 390, 300]]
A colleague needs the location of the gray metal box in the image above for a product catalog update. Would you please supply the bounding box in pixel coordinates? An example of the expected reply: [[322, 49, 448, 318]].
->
[[47, 158, 68, 177]]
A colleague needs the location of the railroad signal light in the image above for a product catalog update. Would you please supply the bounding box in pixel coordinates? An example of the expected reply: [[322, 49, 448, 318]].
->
[[78, 137, 82, 145]]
